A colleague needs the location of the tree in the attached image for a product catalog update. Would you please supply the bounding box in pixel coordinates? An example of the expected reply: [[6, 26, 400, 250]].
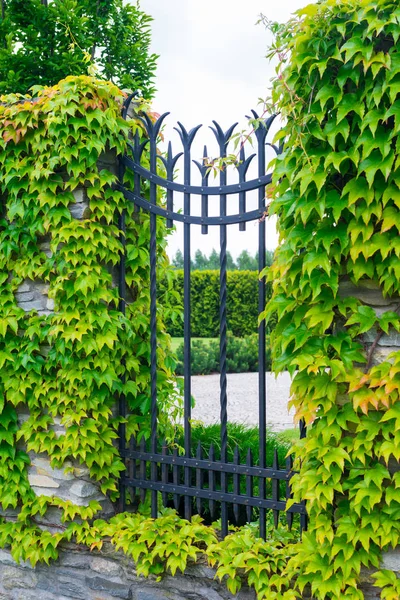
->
[[226, 251, 236, 270], [172, 249, 184, 269], [236, 250, 257, 271], [0, 0, 157, 96], [192, 249, 208, 270], [208, 249, 220, 270], [265, 250, 274, 267]]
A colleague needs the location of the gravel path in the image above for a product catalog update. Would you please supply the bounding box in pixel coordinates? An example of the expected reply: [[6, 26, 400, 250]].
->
[[190, 372, 295, 432]]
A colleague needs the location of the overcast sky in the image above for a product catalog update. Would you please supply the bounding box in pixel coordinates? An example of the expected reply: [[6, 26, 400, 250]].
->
[[139, 0, 312, 260]]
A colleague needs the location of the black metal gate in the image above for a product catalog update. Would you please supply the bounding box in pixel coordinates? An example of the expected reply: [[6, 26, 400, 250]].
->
[[116, 95, 307, 538]]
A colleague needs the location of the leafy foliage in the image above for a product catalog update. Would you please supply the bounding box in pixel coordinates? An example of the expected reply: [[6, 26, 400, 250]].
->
[[0, 503, 301, 598], [208, 524, 300, 599], [262, 0, 400, 597], [175, 333, 271, 375], [0, 75, 181, 550], [160, 269, 275, 337], [0, 0, 157, 97]]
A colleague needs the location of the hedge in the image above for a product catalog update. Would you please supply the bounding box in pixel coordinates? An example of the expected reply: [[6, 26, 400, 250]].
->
[[159, 269, 274, 338], [174, 334, 272, 375]]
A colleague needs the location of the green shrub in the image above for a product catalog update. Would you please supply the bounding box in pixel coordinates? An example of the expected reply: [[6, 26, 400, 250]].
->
[[174, 334, 271, 375], [176, 423, 294, 467], [159, 270, 276, 338]]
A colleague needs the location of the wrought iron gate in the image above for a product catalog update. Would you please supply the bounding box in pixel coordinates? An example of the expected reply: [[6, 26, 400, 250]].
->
[[116, 95, 307, 538]]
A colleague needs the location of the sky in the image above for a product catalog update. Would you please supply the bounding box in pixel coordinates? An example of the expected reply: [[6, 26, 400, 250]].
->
[[140, 0, 312, 260]]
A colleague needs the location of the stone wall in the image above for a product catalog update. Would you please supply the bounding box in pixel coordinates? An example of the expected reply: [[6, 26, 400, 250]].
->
[[0, 543, 256, 600], [0, 542, 397, 600]]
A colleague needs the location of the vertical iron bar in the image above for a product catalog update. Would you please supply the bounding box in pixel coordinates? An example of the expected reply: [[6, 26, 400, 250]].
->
[[129, 436, 136, 505], [182, 133, 193, 521], [149, 133, 158, 519], [286, 455, 294, 530], [246, 448, 253, 523], [210, 120, 236, 536], [133, 131, 142, 214], [196, 442, 204, 515], [161, 441, 168, 508], [218, 144, 229, 539], [272, 449, 280, 529], [208, 443, 216, 521], [299, 419, 308, 532], [257, 129, 267, 540], [172, 446, 180, 511], [201, 146, 209, 235], [166, 142, 174, 229], [238, 146, 246, 232], [117, 154, 127, 513], [233, 445, 240, 524], [139, 437, 147, 506]]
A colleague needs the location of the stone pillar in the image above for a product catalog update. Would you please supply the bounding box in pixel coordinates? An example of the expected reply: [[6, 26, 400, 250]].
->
[[14, 176, 116, 521], [339, 279, 400, 591]]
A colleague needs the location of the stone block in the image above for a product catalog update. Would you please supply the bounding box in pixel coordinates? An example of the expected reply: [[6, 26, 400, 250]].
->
[[338, 280, 400, 306], [0, 550, 17, 567], [372, 304, 400, 317], [86, 575, 131, 599], [236, 589, 256, 599], [28, 474, 60, 488], [364, 329, 400, 347], [57, 575, 88, 600], [58, 552, 93, 570], [39, 243, 53, 258], [38, 283, 50, 295], [53, 429, 66, 439], [31, 457, 75, 481], [16, 593, 71, 600], [17, 282, 31, 292], [70, 202, 89, 220], [133, 591, 170, 600], [381, 548, 400, 572], [72, 466, 90, 477], [70, 481, 99, 499], [73, 189, 85, 203], [369, 346, 399, 365], [30, 486, 60, 497], [46, 298, 55, 311], [15, 292, 34, 302], [1, 566, 37, 590], [91, 557, 122, 577], [36, 570, 86, 599], [19, 300, 47, 312]]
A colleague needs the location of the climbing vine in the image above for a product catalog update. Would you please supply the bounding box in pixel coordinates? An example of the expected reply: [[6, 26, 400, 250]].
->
[[2, 1, 400, 598], [0, 75, 182, 544], [263, 0, 400, 597]]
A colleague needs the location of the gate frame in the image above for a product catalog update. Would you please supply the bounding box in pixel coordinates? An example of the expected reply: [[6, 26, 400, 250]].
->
[[116, 95, 307, 538]]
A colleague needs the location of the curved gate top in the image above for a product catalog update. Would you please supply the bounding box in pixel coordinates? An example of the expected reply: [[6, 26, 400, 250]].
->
[[116, 95, 306, 539]]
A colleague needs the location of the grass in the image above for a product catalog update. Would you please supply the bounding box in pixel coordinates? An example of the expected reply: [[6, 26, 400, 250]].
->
[[176, 423, 298, 467], [171, 337, 216, 353]]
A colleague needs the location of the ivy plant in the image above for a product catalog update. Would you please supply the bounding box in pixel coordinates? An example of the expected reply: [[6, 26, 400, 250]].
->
[[262, 0, 400, 598], [0, 76, 181, 540]]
